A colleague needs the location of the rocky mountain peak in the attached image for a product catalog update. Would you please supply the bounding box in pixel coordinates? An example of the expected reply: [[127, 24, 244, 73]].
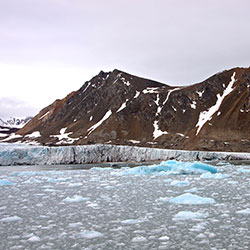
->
[[1, 67, 250, 152]]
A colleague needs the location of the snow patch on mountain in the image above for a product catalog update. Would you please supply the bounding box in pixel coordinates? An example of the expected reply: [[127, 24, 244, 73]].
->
[[117, 99, 129, 113], [87, 110, 112, 135], [153, 121, 168, 139], [25, 131, 41, 138], [38, 111, 50, 120], [50, 128, 79, 144], [196, 72, 236, 135]]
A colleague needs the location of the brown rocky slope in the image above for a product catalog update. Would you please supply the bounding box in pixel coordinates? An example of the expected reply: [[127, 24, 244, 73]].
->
[[3, 67, 250, 152]]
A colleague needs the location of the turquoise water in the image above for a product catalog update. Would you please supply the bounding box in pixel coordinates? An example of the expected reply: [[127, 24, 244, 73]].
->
[[0, 161, 250, 249]]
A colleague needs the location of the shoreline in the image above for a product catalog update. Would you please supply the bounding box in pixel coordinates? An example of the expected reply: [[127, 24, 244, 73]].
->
[[1, 143, 250, 166]]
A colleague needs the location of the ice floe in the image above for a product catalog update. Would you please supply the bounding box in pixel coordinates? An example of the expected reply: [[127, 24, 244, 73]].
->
[[116, 160, 218, 176], [0, 216, 22, 222], [170, 180, 190, 186], [236, 208, 250, 214], [166, 193, 215, 205], [62, 195, 89, 203], [75, 231, 103, 239], [0, 179, 13, 185], [173, 211, 208, 221], [200, 172, 229, 179]]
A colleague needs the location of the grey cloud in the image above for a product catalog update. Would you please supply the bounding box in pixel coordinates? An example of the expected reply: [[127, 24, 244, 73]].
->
[[0, 97, 39, 119], [0, 0, 250, 117]]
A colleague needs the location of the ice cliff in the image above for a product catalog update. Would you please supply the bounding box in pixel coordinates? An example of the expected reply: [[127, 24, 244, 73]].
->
[[0, 143, 250, 166]]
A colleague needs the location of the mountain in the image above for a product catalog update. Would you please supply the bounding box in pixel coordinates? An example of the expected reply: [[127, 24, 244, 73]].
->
[[0, 117, 32, 139], [0, 117, 32, 128], [1, 67, 250, 152]]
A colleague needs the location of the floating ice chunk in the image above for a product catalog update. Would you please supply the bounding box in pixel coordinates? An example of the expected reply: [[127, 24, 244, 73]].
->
[[173, 211, 208, 221], [24, 177, 42, 184], [0, 216, 22, 222], [236, 208, 250, 214], [0, 179, 13, 185], [170, 180, 190, 186], [121, 218, 144, 225], [62, 195, 89, 203], [185, 187, 199, 193], [76, 231, 103, 239], [238, 168, 250, 173], [131, 236, 147, 243], [163, 178, 172, 183], [28, 236, 41, 242], [190, 222, 207, 232], [92, 167, 114, 171], [47, 177, 72, 183], [68, 183, 83, 187], [167, 193, 215, 205], [159, 235, 170, 241], [200, 173, 229, 179], [117, 160, 218, 176], [11, 171, 38, 177]]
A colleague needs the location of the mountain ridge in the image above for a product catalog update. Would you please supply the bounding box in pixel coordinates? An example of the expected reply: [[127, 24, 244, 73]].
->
[[1, 67, 250, 152]]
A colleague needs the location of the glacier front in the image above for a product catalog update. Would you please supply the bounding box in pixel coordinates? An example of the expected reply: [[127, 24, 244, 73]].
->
[[0, 143, 250, 166]]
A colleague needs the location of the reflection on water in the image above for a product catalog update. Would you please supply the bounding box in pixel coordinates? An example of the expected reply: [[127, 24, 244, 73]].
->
[[0, 160, 250, 249]]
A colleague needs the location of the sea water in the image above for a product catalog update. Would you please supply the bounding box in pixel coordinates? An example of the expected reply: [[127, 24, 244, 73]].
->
[[0, 160, 250, 249]]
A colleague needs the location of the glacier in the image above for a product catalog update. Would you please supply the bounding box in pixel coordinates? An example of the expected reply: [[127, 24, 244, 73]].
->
[[0, 143, 250, 166]]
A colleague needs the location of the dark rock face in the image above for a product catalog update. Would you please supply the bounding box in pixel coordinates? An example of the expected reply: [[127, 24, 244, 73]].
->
[[5, 67, 250, 152]]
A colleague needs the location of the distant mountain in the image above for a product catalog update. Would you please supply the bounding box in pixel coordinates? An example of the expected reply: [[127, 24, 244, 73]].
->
[[2, 67, 250, 152], [0, 117, 32, 139], [0, 117, 32, 128]]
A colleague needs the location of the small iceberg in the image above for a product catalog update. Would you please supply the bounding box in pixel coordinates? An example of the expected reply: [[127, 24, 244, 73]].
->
[[236, 208, 250, 215], [120, 218, 145, 225], [75, 230, 103, 239], [62, 195, 89, 203], [0, 179, 13, 186], [200, 173, 229, 179], [0, 216, 22, 222], [173, 211, 208, 221], [166, 193, 215, 205], [116, 160, 218, 176], [238, 168, 250, 173], [170, 180, 190, 186]]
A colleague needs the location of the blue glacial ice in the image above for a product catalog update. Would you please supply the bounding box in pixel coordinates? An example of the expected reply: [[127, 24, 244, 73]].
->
[[0, 179, 13, 186], [164, 193, 215, 205], [173, 211, 208, 221], [116, 160, 218, 176], [238, 168, 250, 173]]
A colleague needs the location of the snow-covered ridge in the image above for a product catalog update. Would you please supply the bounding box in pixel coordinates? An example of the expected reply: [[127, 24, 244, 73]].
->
[[0, 117, 32, 128], [0, 143, 249, 166]]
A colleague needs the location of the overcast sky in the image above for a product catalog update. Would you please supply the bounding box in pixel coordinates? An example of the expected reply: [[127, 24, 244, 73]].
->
[[1, 0, 250, 119]]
